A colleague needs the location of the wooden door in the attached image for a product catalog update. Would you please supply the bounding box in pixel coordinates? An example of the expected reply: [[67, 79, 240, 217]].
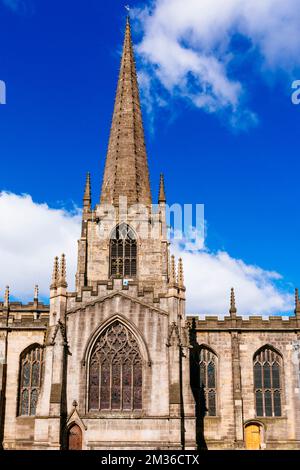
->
[[245, 424, 261, 450], [68, 424, 82, 450]]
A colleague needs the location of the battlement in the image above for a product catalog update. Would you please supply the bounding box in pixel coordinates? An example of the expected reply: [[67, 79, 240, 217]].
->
[[65, 277, 183, 312], [187, 313, 300, 330], [0, 300, 49, 327]]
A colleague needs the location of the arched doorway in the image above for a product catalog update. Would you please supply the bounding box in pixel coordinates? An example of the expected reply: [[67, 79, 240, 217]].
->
[[245, 423, 262, 450], [67, 424, 82, 450]]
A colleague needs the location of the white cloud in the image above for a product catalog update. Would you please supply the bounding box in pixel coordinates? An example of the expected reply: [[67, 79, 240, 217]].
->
[[0, 192, 81, 301], [0, 191, 294, 315], [133, 0, 300, 127], [172, 244, 293, 316]]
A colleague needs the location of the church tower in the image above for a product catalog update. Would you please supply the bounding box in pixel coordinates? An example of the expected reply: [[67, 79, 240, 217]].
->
[[75, 17, 168, 296], [32, 18, 196, 450], [2, 16, 300, 453]]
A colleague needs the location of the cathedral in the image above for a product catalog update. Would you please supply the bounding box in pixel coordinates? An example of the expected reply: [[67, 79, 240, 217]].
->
[[0, 18, 300, 451]]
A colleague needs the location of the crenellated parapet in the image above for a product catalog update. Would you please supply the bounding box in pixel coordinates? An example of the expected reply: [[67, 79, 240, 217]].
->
[[0, 302, 49, 327], [66, 275, 184, 314], [187, 287, 300, 331], [187, 314, 300, 331], [0, 284, 49, 328]]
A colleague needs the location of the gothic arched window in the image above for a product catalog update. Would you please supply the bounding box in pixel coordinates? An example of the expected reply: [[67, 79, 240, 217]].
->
[[199, 347, 217, 416], [18, 344, 44, 416], [110, 224, 137, 278], [89, 321, 142, 411], [253, 346, 282, 417]]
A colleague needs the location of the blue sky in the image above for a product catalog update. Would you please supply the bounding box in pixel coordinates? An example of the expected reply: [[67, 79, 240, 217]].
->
[[0, 0, 299, 314]]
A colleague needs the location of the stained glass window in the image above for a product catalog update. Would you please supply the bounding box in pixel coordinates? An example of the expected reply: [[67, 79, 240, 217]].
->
[[199, 347, 217, 416], [274, 390, 281, 416], [18, 344, 43, 416], [110, 224, 137, 278], [255, 390, 263, 417], [133, 362, 142, 410], [32, 362, 40, 387], [253, 346, 282, 417], [89, 360, 99, 410], [23, 362, 30, 387], [208, 390, 216, 416], [122, 361, 132, 410], [272, 362, 280, 388], [254, 362, 262, 388], [207, 362, 215, 388], [111, 362, 121, 409], [30, 389, 38, 416], [88, 321, 143, 411], [21, 389, 29, 416]]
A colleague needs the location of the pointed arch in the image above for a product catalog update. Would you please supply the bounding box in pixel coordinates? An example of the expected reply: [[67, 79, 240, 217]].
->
[[63, 407, 87, 450], [86, 316, 147, 411], [17, 343, 44, 416], [244, 418, 264, 427], [109, 223, 137, 278], [252, 343, 283, 361], [253, 344, 283, 417], [198, 343, 218, 358], [83, 313, 151, 367], [198, 344, 218, 417], [109, 222, 138, 241], [244, 421, 264, 450], [67, 423, 82, 450]]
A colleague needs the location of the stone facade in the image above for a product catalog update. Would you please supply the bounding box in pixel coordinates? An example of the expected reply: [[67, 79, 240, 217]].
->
[[0, 18, 300, 451], [189, 315, 300, 449]]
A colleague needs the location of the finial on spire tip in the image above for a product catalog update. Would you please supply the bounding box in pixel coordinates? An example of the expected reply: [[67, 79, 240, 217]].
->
[[158, 173, 166, 203], [34, 284, 39, 300], [295, 288, 300, 314], [170, 255, 176, 284], [83, 172, 91, 208], [125, 6, 131, 25], [177, 257, 184, 288], [4, 285, 10, 308], [51, 256, 59, 289], [58, 253, 67, 288], [230, 287, 237, 316]]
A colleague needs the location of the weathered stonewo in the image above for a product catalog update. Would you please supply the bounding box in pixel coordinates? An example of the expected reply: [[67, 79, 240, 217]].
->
[[0, 18, 299, 451]]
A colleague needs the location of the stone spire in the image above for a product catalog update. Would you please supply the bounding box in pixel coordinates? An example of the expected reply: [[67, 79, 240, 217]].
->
[[83, 172, 91, 210], [51, 256, 59, 289], [34, 284, 39, 301], [100, 17, 152, 207], [58, 253, 67, 288], [229, 287, 237, 316], [4, 286, 9, 308], [177, 257, 184, 288], [158, 173, 166, 203], [295, 288, 300, 316], [170, 255, 176, 284]]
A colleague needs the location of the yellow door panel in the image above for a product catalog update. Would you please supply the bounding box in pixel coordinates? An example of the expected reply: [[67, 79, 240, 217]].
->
[[245, 424, 261, 450]]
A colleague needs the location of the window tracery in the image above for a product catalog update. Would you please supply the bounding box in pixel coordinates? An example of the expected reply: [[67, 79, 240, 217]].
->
[[89, 321, 142, 411], [254, 346, 282, 417], [110, 224, 137, 277], [18, 344, 43, 416], [199, 347, 217, 416]]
